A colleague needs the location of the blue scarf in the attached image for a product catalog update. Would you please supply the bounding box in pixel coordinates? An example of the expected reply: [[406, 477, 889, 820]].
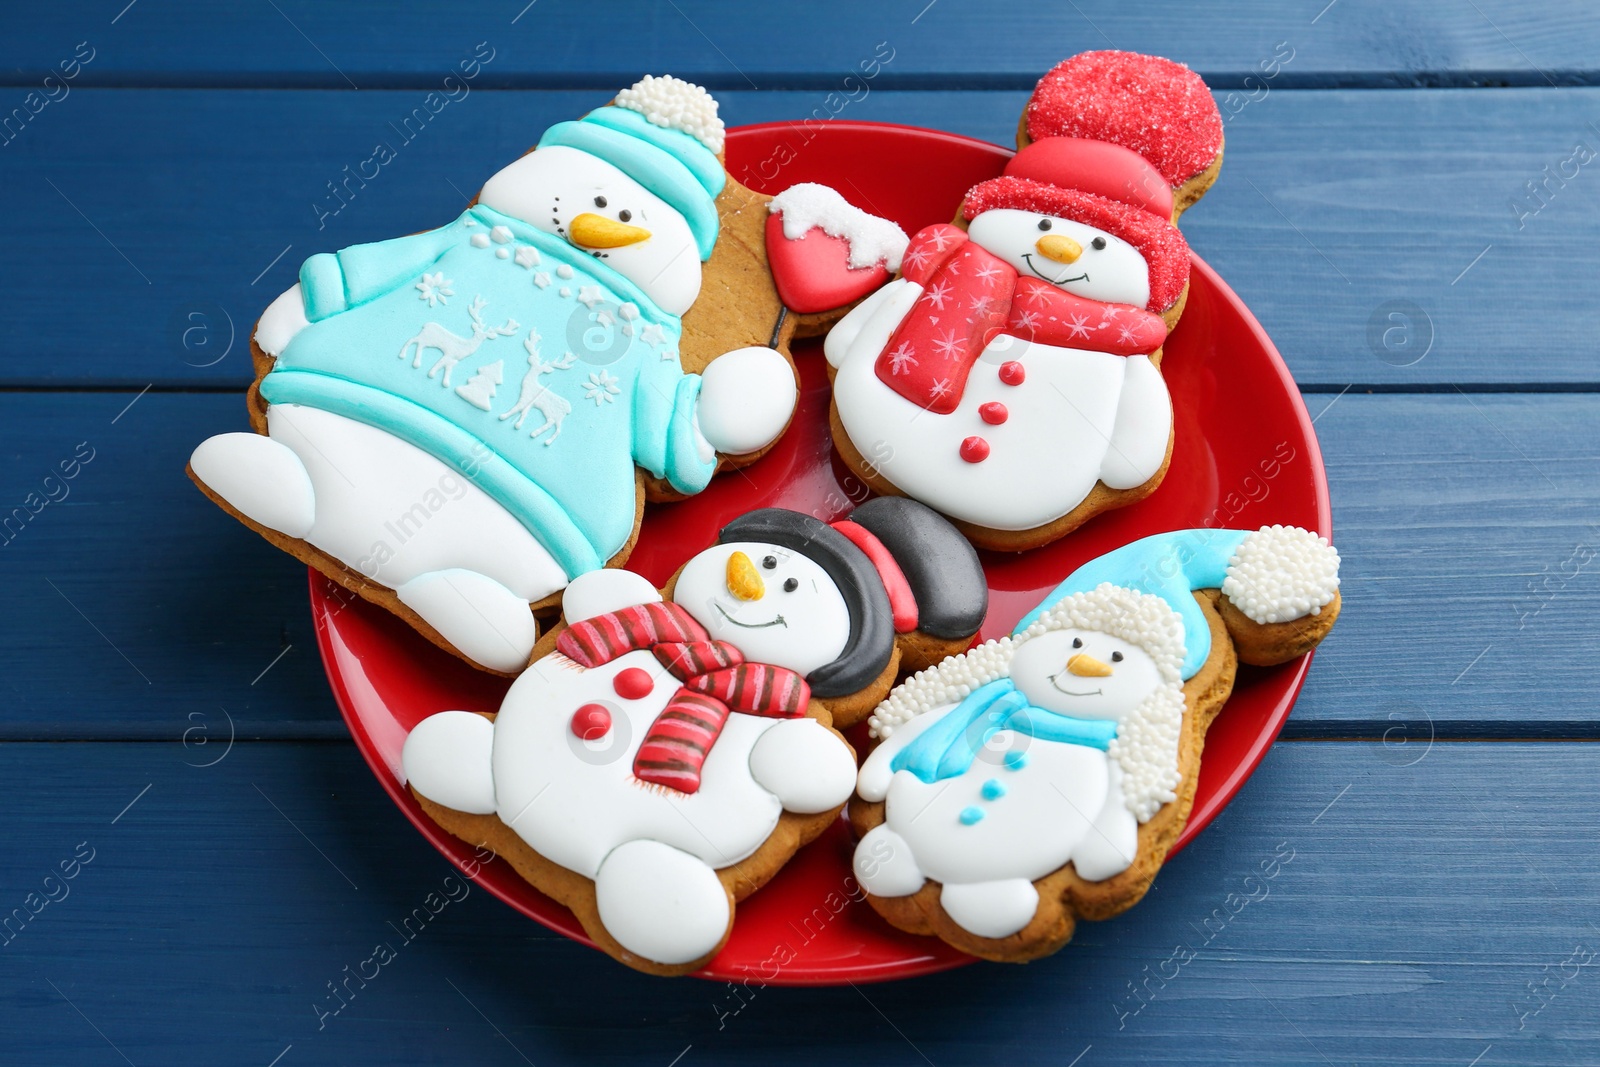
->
[[890, 678, 1117, 784]]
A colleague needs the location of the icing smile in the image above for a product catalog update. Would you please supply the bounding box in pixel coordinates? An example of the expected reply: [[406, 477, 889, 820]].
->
[[714, 601, 787, 629], [1022, 254, 1088, 285], [1048, 673, 1102, 698]]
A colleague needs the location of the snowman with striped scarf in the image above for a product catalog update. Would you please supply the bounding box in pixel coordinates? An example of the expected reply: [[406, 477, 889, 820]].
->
[[401, 499, 988, 973]]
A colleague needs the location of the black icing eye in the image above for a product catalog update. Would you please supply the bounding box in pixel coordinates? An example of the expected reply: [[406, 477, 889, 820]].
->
[[1092, 236, 1107, 250], [783, 577, 799, 592], [618, 209, 632, 223], [1111, 651, 1124, 662], [1071, 637, 1083, 649], [594, 195, 607, 208], [761, 555, 777, 570], [1037, 218, 1052, 231]]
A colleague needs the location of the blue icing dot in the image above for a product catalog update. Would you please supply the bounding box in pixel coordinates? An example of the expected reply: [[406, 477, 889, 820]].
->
[[1004, 751, 1029, 771], [981, 779, 1007, 800], [959, 806, 985, 826]]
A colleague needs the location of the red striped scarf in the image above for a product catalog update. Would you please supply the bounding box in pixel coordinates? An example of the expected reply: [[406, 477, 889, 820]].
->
[[556, 601, 810, 794]]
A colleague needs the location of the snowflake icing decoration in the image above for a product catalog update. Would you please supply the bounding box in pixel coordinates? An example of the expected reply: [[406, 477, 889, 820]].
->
[[415, 272, 454, 307], [583, 370, 621, 406]]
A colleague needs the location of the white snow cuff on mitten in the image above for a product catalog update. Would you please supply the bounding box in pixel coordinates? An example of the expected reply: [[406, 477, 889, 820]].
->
[[1221, 525, 1341, 624]]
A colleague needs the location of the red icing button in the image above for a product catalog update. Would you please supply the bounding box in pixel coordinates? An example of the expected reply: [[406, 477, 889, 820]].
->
[[999, 361, 1026, 386], [979, 402, 1009, 425], [959, 436, 991, 463], [613, 667, 653, 700], [570, 703, 612, 741]]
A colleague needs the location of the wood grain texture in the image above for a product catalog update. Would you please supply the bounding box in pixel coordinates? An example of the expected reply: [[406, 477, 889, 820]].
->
[[0, 391, 1594, 738], [2, 87, 1597, 387], [1, 740, 1594, 1064], [5, 0, 1599, 87]]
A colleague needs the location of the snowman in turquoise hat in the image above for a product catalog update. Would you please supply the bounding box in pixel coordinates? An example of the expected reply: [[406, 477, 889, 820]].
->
[[191, 76, 798, 673]]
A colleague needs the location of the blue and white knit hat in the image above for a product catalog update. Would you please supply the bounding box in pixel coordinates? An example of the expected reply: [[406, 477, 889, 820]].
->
[[538, 75, 727, 260]]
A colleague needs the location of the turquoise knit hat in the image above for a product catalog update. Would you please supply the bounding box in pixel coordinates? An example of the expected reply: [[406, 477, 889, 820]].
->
[[537, 77, 727, 261]]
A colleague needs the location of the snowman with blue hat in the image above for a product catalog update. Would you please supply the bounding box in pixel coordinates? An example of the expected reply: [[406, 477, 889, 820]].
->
[[190, 76, 800, 673], [853, 525, 1340, 954]]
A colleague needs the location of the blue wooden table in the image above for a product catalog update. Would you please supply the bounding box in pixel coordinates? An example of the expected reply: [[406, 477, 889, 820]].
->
[[5, 3, 1600, 1063]]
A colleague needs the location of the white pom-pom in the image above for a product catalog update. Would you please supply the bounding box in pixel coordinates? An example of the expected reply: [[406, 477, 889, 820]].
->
[[614, 74, 725, 155], [1221, 525, 1341, 625], [767, 183, 910, 271]]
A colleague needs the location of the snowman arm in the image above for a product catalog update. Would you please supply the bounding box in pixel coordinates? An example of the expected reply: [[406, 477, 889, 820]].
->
[[255, 283, 312, 357], [560, 568, 662, 624], [1099, 354, 1173, 490], [298, 225, 459, 320], [692, 346, 798, 457], [748, 719, 857, 814], [401, 710, 496, 815], [856, 704, 954, 802], [823, 279, 921, 370]]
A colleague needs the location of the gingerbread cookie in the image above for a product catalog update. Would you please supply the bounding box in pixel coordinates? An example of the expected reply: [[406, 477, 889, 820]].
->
[[400, 499, 986, 975], [823, 51, 1224, 551], [850, 525, 1340, 962], [189, 76, 867, 675]]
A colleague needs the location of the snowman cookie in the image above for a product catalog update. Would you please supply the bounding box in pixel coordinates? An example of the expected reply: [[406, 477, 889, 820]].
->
[[851, 525, 1340, 962], [189, 76, 869, 675], [401, 498, 987, 975], [825, 51, 1224, 551]]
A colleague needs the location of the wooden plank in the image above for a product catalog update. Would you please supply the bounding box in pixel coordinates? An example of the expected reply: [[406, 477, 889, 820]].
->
[[1, 390, 1595, 738], [2, 739, 1595, 1063], [4, 1, 1598, 88], [2, 87, 1597, 387]]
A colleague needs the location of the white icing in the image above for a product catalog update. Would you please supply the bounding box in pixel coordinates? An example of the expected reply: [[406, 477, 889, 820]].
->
[[673, 541, 851, 676], [560, 568, 662, 624], [767, 183, 909, 271], [1068, 761, 1139, 882], [694, 346, 797, 455], [748, 718, 856, 814], [1099, 354, 1172, 489], [1221, 525, 1342, 624], [478, 145, 701, 315], [853, 824, 927, 898], [822, 278, 919, 371], [255, 283, 311, 357], [189, 431, 316, 539], [967, 208, 1150, 308], [395, 569, 538, 673], [831, 329, 1172, 530], [401, 711, 496, 814], [939, 879, 1039, 940], [595, 839, 730, 965], [613, 74, 725, 155]]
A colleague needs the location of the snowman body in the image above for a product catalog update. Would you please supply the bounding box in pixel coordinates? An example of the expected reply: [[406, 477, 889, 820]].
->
[[492, 650, 788, 878], [833, 331, 1166, 531]]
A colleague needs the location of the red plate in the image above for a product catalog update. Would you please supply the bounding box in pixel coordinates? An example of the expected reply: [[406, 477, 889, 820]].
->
[[313, 122, 1331, 985]]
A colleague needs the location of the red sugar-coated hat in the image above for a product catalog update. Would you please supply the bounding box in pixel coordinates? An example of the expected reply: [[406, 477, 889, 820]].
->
[[961, 176, 1190, 312], [1024, 50, 1223, 189]]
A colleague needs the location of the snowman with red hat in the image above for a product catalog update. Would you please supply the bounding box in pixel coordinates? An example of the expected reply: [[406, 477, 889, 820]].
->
[[824, 51, 1224, 550]]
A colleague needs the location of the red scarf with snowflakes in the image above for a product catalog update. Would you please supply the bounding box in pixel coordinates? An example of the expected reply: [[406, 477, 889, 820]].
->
[[879, 224, 1168, 414], [557, 601, 809, 794]]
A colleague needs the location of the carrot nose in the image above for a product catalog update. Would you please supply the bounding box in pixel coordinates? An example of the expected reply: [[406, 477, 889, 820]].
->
[[1035, 234, 1083, 264], [725, 551, 765, 601], [568, 212, 652, 248], [1066, 653, 1112, 677]]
